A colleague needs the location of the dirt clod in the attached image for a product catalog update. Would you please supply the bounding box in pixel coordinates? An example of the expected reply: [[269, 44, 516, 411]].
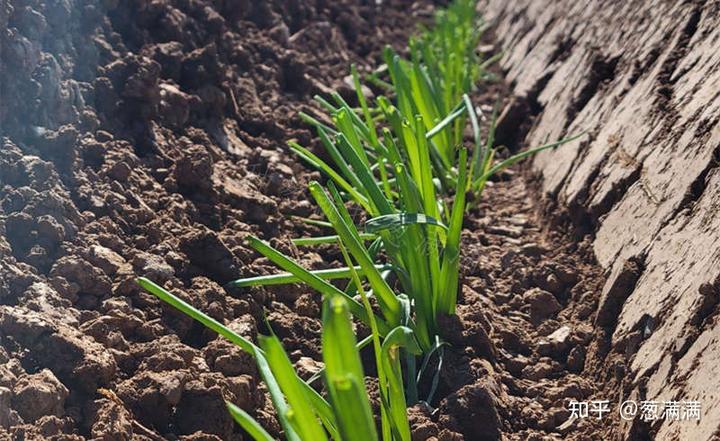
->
[[12, 369, 69, 423], [523, 288, 562, 325]]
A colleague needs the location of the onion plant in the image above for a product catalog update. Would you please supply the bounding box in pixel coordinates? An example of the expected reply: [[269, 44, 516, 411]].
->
[[135, 0, 584, 437], [287, 72, 470, 354], [365, 0, 506, 193], [240, 0, 581, 379], [284, 90, 576, 352], [382, 1, 484, 187], [136, 277, 420, 441]]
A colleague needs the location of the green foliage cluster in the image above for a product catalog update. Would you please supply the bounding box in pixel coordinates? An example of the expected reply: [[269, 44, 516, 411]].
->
[[138, 1, 578, 439]]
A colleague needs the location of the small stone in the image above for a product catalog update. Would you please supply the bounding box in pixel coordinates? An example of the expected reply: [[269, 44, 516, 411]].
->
[[343, 74, 373, 100], [107, 161, 132, 181], [0, 236, 11, 257], [548, 326, 571, 344], [539, 325, 572, 357], [523, 288, 562, 325], [295, 357, 323, 380]]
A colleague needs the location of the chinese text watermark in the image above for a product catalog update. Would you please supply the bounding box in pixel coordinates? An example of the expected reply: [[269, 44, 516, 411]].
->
[[567, 400, 701, 422]]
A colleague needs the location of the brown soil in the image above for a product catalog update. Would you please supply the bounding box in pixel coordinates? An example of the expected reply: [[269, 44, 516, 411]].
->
[[421, 174, 614, 441], [1, 1, 622, 440], [478, 1, 720, 440]]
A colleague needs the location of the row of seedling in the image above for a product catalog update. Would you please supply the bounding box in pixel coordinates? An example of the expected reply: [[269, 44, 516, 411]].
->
[[138, 0, 577, 439]]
